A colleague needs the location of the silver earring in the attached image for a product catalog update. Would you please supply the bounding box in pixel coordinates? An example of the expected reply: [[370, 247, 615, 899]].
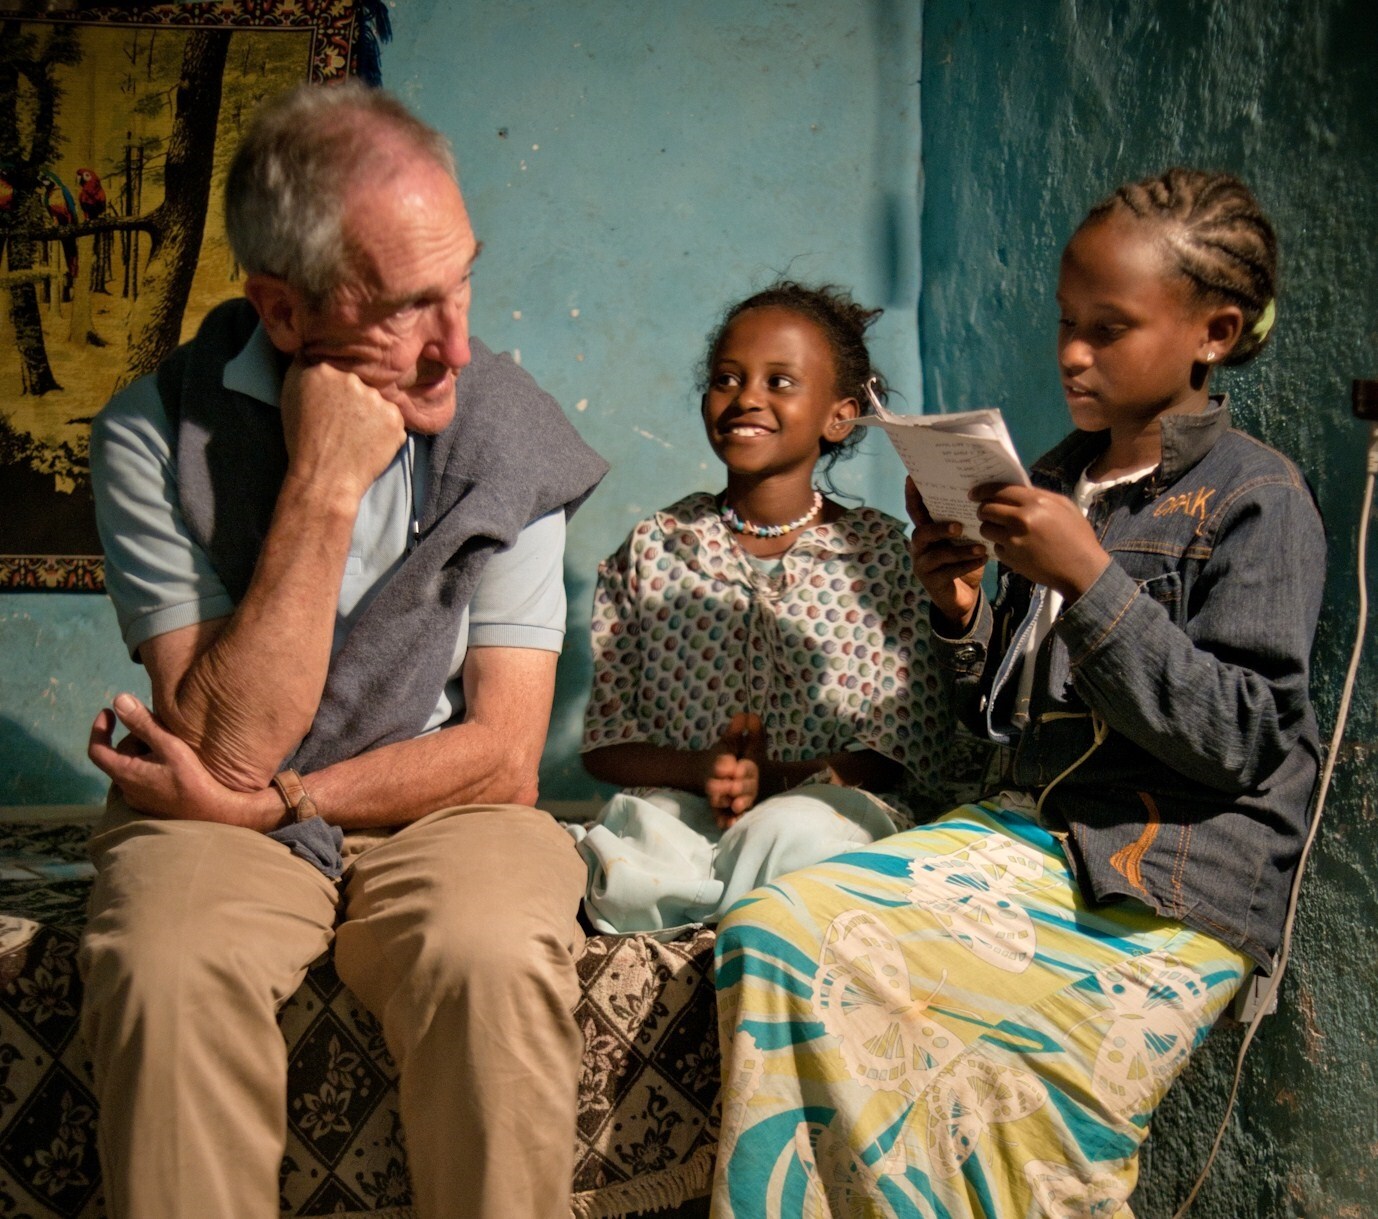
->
[[1205, 352, 1216, 363]]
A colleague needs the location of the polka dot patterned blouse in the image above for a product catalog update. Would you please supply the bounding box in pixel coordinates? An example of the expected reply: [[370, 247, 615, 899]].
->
[[582, 493, 978, 824]]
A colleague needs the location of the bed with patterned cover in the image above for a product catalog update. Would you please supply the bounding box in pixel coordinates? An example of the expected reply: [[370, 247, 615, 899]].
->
[[0, 820, 719, 1219]]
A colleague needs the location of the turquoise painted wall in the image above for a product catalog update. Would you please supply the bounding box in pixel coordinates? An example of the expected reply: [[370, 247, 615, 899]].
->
[[0, 596, 142, 805], [0, 0, 925, 805], [920, 2, 1378, 1215], [394, 0, 927, 796]]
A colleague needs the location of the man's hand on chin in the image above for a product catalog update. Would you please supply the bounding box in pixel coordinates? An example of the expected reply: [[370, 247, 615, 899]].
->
[[89, 693, 283, 831], [280, 358, 407, 504]]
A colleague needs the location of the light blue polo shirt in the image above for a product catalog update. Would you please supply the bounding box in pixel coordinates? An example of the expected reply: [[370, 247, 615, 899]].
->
[[91, 324, 566, 733]]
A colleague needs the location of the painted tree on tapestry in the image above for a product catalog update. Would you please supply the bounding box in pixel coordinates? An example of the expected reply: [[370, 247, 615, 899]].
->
[[2, 24, 231, 391], [0, 21, 235, 562], [0, 20, 80, 398], [119, 29, 229, 384], [0, 13, 321, 584]]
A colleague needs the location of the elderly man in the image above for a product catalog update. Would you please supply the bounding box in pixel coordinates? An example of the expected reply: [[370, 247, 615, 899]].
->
[[79, 83, 607, 1219]]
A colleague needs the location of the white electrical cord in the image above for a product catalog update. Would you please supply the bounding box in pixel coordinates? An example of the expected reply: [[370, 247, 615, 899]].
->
[[1172, 420, 1377, 1218]]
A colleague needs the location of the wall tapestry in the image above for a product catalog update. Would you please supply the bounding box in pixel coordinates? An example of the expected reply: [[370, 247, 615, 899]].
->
[[0, 1, 382, 591]]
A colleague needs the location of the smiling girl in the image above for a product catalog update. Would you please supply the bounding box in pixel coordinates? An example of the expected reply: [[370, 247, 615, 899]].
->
[[572, 282, 980, 933]]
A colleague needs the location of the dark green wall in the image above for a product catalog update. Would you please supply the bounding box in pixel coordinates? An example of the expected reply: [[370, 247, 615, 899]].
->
[[920, 2, 1378, 1215]]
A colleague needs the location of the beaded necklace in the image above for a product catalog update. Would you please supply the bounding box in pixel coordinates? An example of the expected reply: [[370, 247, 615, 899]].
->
[[720, 489, 823, 538]]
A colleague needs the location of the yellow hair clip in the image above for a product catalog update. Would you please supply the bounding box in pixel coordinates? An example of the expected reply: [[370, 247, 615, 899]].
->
[[1252, 299, 1276, 340]]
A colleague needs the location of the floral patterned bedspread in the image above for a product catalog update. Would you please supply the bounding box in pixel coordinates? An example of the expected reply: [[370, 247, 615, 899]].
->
[[0, 821, 719, 1219]]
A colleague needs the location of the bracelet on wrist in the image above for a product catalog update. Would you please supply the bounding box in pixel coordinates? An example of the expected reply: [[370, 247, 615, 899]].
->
[[270, 768, 319, 824]]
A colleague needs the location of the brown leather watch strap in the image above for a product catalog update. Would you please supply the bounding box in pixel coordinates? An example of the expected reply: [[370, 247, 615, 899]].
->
[[271, 768, 319, 823]]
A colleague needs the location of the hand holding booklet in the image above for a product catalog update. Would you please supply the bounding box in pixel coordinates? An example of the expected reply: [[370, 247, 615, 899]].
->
[[855, 380, 1030, 545]]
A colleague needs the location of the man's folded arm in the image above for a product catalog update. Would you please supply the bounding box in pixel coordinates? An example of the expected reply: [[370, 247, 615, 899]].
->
[[301, 644, 557, 827], [139, 468, 362, 792], [91, 644, 558, 831], [134, 361, 409, 789]]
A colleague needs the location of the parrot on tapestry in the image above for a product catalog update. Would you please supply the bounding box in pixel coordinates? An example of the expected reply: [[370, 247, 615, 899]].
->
[[76, 166, 115, 293], [39, 169, 79, 289], [76, 168, 107, 222]]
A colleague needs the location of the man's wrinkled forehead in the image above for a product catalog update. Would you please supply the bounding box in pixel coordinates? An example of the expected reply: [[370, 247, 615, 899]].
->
[[332, 164, 477, 302]]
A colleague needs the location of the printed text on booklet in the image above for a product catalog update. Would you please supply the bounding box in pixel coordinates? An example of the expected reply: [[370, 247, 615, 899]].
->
[[855, 387, 1030, 544]]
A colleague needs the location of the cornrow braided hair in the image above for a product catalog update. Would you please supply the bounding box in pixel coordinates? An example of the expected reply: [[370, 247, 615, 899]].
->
[[701, 281, 885, 472], [1085, 168, 1279, 366]]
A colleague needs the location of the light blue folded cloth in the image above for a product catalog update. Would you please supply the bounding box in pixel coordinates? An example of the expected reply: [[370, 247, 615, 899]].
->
[[567, 783, 898, 935]]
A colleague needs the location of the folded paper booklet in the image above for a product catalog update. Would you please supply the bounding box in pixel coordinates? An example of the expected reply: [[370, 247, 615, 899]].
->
[[855, 389, 1030, 545]]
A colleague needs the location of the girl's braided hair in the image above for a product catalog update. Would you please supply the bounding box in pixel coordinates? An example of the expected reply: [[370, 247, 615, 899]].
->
[[701, 280, 886, 472], [1085, 168, 1279, 365]]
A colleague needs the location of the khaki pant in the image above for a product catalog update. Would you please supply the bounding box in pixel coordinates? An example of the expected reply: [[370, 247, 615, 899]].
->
[[78, 797, 587, 1219]]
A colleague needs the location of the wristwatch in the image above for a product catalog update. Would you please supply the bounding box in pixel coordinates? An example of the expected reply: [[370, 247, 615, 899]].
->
[[271, 768, 320, 823]]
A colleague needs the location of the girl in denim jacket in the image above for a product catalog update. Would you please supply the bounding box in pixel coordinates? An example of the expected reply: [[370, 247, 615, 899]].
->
[[709, 170, 1323, 1218]]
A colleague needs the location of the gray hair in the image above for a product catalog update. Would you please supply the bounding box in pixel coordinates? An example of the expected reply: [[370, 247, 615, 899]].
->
[[224, 82, 457, 305]]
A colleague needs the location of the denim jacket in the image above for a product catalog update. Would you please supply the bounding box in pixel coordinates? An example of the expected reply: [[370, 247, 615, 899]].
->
[[932, 399, 1324, 969]]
